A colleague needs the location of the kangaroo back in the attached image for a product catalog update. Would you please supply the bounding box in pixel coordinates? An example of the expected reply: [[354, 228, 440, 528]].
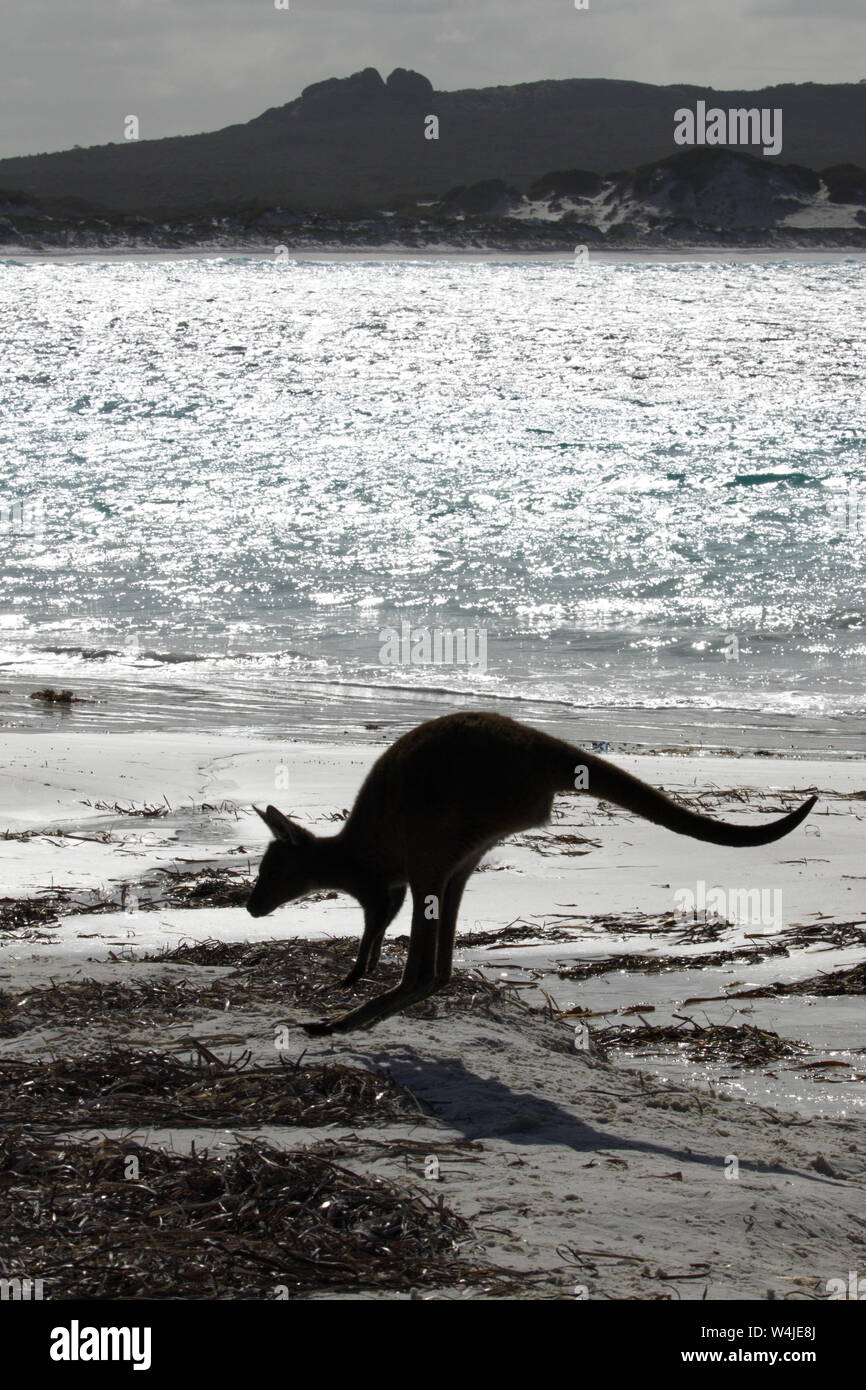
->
[[345, 711, 817, 851]]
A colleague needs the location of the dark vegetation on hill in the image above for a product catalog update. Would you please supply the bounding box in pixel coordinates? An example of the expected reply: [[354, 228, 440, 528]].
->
[[1, 69, 864, 249], [0, 67, 864, 218]]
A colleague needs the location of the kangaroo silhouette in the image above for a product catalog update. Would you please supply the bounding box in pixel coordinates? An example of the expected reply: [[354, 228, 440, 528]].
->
[[247, 711, 816, 1035]]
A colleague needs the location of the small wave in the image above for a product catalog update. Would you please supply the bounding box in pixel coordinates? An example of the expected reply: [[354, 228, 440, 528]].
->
[[38, 645, 120, 660], [724, 472, 815, 488], [139, 649, 206, 664]]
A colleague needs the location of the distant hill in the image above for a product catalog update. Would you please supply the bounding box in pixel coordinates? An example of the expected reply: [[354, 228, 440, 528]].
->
[[0, 68, 865, 218]]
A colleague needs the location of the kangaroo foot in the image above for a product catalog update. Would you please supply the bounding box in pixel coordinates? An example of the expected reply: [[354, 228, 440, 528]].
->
[[304, 980, 437, 1035], [335, 966, 366, 988], [302, 1018, 336, 1036]]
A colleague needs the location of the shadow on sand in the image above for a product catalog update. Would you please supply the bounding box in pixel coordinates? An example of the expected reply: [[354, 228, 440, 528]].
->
[[351, 1045, 833, 1187]]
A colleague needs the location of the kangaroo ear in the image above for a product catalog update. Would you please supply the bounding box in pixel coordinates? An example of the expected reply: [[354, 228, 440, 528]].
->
[[254, 804, 309, 845]]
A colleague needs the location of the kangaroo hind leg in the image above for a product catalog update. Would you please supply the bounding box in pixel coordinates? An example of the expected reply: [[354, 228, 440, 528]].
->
[[304, 876, 444, 1035], [434, 855, 482, 989]]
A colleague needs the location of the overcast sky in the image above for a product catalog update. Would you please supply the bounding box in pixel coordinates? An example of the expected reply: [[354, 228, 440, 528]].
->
[[1, 0, 864, 160]]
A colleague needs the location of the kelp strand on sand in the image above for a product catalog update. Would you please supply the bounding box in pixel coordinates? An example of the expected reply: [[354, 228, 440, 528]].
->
[[0, 936, 527, 1043], [594, 1019, 808, 1067], [0, 1049, 419, 1129], [0, 1130, 516, 1299]]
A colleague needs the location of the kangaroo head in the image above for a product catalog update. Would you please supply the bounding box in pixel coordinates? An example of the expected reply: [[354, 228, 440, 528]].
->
[[247, 805, 319, 917]]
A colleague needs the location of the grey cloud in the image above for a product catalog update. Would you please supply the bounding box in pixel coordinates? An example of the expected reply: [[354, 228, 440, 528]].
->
[[0, 0, 861, 160]]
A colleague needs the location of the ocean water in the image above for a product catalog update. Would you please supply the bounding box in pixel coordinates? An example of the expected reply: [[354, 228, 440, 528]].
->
[[1, 252, 864, 747]]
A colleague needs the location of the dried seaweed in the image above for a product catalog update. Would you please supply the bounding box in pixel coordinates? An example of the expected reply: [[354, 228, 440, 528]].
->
[[782, 960, 866, 996], [0, 868, 252, 936], [781, 920, 866, 951], [151, 866, 250, 908], [452, 923, 579, 947], [28, 688, 83, 704], [0, 937, 524, 1042], [556, 941, 789, 982], [0, 896, 65, 934], [509, 831, 602, 857], [545, 911, 733, 944], [684, 958, 866, 1004], [594, 1019, 808, 1066], [0, 1049, 417, 1129], [0, 977, 201, 1037], [0, 885, 131, 935], [0, 1130, 514, 1299], [141, 936, 522, 1020]]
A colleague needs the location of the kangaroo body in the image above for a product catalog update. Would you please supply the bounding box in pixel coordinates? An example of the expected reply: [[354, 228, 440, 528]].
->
[[247, 711, 816, 1034]]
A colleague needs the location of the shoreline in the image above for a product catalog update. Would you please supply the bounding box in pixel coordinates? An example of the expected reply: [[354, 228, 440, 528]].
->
[[6, 244, 866, 264], [4, 673, 866, 756]]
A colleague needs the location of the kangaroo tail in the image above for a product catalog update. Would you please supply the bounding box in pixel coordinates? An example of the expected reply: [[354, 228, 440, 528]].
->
[[565, 748, 817, 848]]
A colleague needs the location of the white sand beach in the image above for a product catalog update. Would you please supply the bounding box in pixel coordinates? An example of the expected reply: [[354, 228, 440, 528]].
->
[[1, 726, 863, 1299]]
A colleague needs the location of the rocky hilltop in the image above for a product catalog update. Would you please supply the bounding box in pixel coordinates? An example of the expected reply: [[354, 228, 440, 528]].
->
[[1, 68, 865, 249]]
